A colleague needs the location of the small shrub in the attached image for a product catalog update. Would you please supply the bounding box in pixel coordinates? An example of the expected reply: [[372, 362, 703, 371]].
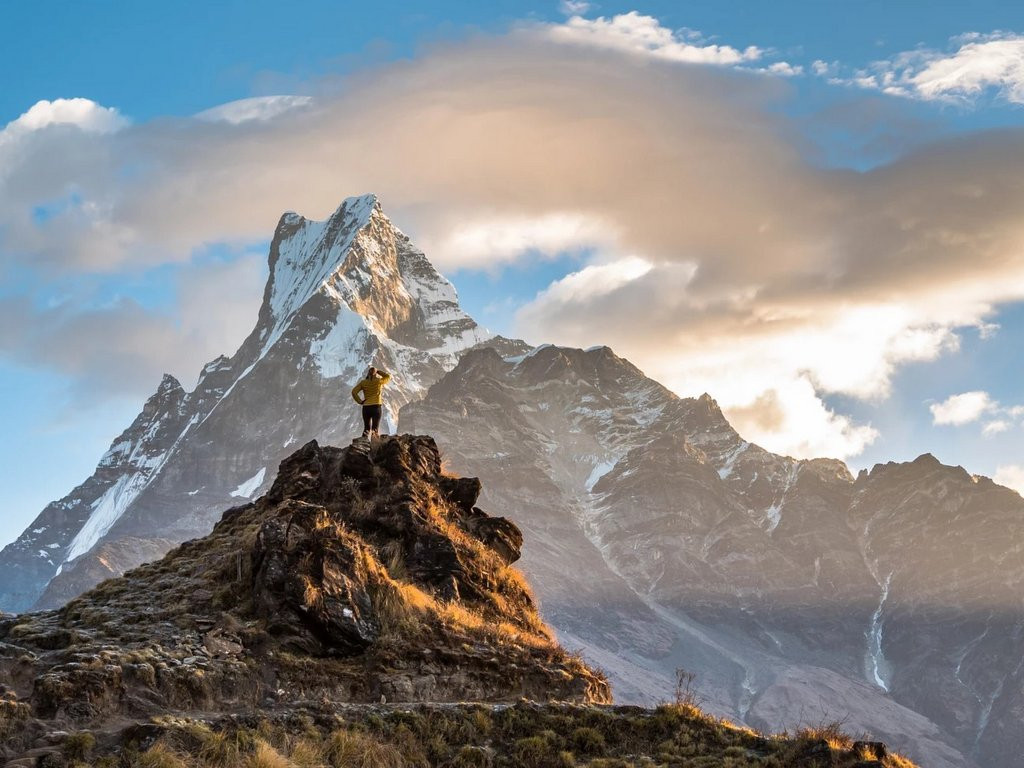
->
[[451, 745, 492, 768], [136, 743, 189, 768], [568, 728, 604, 756], [288, 739, 324, 768], [324, 729, 404, 768], [63, 731, 96, 761], [246, 741, 291, 768], [796, 720, 852, 751], [513, 736, 554, 768]]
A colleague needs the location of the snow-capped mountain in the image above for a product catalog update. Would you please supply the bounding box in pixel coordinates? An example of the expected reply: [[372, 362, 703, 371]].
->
[[3, 195, 1023, 767], [0, 194, 498, 612]]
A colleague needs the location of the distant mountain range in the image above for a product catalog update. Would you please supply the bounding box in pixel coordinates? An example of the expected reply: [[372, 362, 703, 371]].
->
[[3, 195, 1022, 768]]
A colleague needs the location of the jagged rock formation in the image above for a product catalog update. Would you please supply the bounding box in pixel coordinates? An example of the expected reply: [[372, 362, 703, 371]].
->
[[0, 435, 609, 761], [0, 195, 509, 614], [1, 196, 1020, 767]]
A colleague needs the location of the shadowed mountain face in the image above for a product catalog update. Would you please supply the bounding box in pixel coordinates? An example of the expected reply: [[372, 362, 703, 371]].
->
[[402, 345, 1024, 768], [1, 197, 1022, 767]]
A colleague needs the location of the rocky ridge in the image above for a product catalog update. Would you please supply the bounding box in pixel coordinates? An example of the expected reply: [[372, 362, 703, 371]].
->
[[0, 434, 609, 763]]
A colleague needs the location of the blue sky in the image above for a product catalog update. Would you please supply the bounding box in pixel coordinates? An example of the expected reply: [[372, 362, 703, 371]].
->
[[2, 0, 1024, 548]]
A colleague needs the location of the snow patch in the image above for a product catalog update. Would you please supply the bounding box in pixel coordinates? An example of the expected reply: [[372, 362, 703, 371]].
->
[[231, 467, 267, 499], [764, 461, 799, 533], [586, 459, 618, 491], [310, 305, 371, 379], [867, 571, 893, 691], [717, 441, 749, 479], [65, 471, 153, 560]]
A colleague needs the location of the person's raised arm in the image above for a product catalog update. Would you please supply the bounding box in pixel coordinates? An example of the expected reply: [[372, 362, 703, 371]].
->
[[378, 370, 391, 385]]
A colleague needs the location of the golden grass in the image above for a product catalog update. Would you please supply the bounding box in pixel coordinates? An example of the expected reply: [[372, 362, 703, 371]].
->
[[136, 743, 190, 768], [323, 730, 404, 768], [246, 742, 293, 768]]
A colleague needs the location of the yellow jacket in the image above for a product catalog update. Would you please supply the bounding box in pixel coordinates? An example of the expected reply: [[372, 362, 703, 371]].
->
[[351, 371, 391, 406]]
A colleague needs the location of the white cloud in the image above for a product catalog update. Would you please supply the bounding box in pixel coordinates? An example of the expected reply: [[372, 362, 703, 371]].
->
[[724, 377, 879, 460], [763, 62, 803, 77], [995, 464, 1024, 496], [559, 0, 591, 15], [424, 212, 616, 270], [812, 60, 833, 76], [911, 36, 1024, 103], [834, 34, 1024, 104], [928, 391, 1024, 433], [983, 420, 1011, 436], [543, 11, 762, 65], [3, 98, 128, 136], [930, 391, 994, 425], [196, 95, 313, 124], [519, 256, 658, 311]]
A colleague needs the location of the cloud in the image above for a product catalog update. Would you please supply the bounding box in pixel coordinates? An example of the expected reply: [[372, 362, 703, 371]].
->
[[0, 253, 266, 398], [982, 420, 1010, 436], [196, 95, 314, 124], [995, 464, 1024, 496], [542, 11, 763, 66], [423, 212, 616, 270], [763, 62, 803, 77], [929, 391, 1024, 434], [2, 98, 127, 137], [2, 27, 1024, 458], [930, 391, 995, 425], [834, 33, 1024, 104], [559, 0, 591, 15]]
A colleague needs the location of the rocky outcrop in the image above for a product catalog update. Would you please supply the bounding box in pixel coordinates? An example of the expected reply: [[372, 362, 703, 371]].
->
[[0, 435, 609, 761]]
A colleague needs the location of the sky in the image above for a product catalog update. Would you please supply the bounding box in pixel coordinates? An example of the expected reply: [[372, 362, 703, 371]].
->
[[2, 0, 1024, 548]]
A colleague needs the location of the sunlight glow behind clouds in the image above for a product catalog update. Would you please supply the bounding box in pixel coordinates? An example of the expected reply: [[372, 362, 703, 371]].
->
[[995, 464, 1024, 497], [423, 213, 616, 270], [2, 28, 1024, 461]]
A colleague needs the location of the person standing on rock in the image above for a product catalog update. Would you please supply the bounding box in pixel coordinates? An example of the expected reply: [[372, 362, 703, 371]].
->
[[351, 366, 391, 439]]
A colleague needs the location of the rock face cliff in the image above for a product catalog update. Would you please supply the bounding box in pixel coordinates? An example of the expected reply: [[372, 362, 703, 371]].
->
[[0, 434, 609, 761]]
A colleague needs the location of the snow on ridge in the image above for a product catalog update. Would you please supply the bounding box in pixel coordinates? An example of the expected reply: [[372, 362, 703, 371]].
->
[[586, 458, 618, 491], [310, 304, 371, 379], [65, 472, 150, 561], [509, 344, 554, 365], [63, 412, 202, 563], [231, 467, 267, 499], [718, 441, 750, 480], [263, 195, 379, 357]]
